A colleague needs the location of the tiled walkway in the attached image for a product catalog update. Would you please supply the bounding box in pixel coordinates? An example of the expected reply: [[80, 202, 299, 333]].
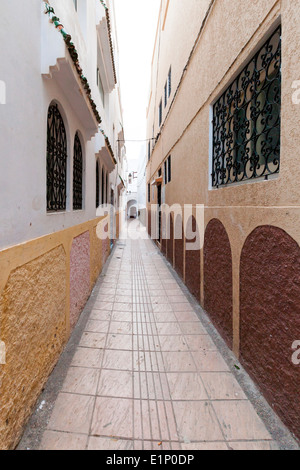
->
[[38, 232, 279, 451]]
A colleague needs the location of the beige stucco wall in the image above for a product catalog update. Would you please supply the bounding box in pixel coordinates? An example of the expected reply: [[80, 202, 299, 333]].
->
[[0, 216, 110, 449], [146, 0, 300, 354]]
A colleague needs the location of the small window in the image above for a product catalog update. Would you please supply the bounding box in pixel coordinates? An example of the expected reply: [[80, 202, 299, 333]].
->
[[164, 160, 167, 184], [212, 26, 281, 188], [164, 82, 168, 107], [168, 67, 172, 98], [167, 155, 171, 183], [47, 104, 68, 212], [96, 160, 100, 208], [164, 156, 172, 184], [159, 100, 162, 127], [73, 133, 83, 210], [148, 183, 151, 203], [73, 0, 78, 11], [97, 68, 104, 106]]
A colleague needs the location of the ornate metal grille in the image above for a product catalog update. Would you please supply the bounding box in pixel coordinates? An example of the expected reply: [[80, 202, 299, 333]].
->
[[73, 133, 83, 210], [96, 160, 100, 208], [212, 26, 281, 188], [47, 104, 68, 212]]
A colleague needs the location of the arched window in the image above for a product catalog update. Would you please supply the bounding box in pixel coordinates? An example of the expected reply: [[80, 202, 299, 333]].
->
[[47, 104, 68, 212], [73, 132, 83, 210], [96, 160, 100, 208]]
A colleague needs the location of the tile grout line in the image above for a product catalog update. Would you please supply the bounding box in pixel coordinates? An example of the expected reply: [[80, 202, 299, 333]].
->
[[135, 242, 165, 450], [85, 247, 123, 449], [133, 241, 156, 449], [136, 239, 180, 450], [132, 241, 147, 449]]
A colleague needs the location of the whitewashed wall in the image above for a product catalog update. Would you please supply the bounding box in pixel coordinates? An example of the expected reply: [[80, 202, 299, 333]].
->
[[0, 0, 125, 250]]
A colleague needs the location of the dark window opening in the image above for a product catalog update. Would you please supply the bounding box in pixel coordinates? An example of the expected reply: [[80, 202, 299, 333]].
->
[[159, 100, 162, 127], [73, 132, 83, 210], [96, 160, 100, 208], [167, 155, 171, 183], [168, 67, 172, 98], [47, 104, 67, 212]]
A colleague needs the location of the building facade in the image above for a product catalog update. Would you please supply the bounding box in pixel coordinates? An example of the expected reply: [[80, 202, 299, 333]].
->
[[0, 0, 126, 449], [137, 143, 147, 226], [146, 0, 300, 441]]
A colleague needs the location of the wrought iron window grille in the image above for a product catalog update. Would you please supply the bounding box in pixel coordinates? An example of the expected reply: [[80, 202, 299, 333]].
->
[[73, 133, 83, 210], [47, 104, 68, 212], [96, 160, 100, 208], [212, 26, 281, 188]]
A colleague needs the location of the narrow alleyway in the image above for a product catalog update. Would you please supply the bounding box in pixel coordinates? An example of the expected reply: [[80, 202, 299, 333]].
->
[[18, 223, 295, 450]]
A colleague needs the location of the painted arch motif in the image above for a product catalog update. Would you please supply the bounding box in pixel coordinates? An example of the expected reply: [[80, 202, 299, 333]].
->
[[240, 225, 300, 440], [204, 219, 233, 349]]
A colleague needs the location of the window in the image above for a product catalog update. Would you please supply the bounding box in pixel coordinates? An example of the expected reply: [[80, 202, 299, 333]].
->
[[164, 160, 167, 184], [168, 67, 172, 98], [159, 100, 162, 127], [164, 156, 172, 184], [148, 183, 151, 203], [47, 104, 68, 212], [73, 132, 83, 210], [96, 160, 100, 208], [73, 0, 77, 11], [164, 82, 168, 108], [167, 155, 171, 183], [212, 26, 281, 188], [97, 68, 104, 106]]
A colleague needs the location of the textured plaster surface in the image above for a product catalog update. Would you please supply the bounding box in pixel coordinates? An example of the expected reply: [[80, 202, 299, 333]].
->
[[70, 232, 91, 331], [204, 219, 233, 349], [0, 246, 67, 450], [240, 226, 300, 441], [90, 226, 103, 287]]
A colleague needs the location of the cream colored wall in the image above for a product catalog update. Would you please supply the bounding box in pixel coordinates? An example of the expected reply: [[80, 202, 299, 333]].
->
[[146, 0, 300, 355], [147, 0, 211, 145]]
